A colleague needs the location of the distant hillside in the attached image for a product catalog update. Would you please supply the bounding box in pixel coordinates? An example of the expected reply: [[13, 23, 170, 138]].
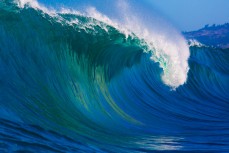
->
[[183, 23, 229, 49]]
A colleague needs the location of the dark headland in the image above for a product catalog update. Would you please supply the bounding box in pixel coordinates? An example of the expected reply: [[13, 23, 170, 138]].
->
[[183, 23, 229, 49]]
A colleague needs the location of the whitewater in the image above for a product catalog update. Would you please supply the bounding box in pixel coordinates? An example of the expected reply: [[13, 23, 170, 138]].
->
[[0, 0, 229, 152]]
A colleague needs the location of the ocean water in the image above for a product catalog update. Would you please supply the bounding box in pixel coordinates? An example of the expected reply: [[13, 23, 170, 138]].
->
[[0, 1, 229, 152]]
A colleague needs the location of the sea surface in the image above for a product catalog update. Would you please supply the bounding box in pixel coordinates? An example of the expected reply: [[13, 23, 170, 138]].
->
[[0, 1, 229, 152]]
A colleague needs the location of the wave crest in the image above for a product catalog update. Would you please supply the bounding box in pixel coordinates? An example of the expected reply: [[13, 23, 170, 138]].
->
[[14, 0, 190, 88]]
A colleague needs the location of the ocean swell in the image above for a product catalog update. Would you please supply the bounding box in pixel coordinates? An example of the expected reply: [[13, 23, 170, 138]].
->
[[0, 0, 229, 152]]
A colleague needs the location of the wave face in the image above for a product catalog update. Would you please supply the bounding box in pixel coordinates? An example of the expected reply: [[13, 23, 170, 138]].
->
[[0, 1, 229, 152]]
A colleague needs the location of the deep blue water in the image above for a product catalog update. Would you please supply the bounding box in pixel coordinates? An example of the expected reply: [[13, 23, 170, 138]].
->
[[0, 1, 229, 152]]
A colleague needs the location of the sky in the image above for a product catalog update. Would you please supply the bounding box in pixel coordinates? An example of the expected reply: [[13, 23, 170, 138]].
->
[[39, 0, 229, 31], [147, 0, 229, 31]]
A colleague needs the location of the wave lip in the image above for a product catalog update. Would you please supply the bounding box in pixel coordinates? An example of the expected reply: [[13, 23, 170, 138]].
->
[[14, 0, 190, 88], [86, 5, 190, 88]]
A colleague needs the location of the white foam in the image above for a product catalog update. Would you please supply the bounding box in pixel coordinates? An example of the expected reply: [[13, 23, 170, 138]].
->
[[85, 7, 132, 37], [15, 0, 56, 15], [15, 0, 37, 8], [15, 0, 41, 9], [188, 39, 205, 47]]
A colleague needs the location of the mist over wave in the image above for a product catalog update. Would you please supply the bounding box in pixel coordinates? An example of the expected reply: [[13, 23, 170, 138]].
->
[[0, 0, 229, 152]]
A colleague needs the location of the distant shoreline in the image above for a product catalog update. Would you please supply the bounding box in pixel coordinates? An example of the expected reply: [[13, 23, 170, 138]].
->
[[183, 23, 229, 49]]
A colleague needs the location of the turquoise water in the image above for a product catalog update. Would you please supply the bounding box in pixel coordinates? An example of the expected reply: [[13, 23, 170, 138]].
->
[[0, 1, 229, 152]]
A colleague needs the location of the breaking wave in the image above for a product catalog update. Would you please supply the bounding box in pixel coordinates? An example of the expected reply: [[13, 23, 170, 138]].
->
[[0, 0, 228, 152]]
